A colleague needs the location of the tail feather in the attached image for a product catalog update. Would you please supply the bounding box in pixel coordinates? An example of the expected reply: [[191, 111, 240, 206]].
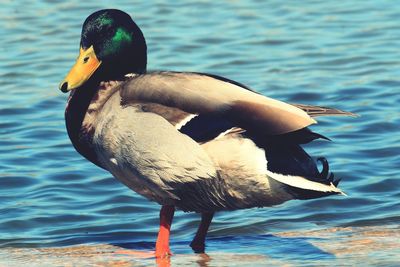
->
[[292, 103, 357, 118], [266, 170, 345, 199], [264, 150, 345, 199], [250, 133, 345, 199], [245, 126, 345, 200]]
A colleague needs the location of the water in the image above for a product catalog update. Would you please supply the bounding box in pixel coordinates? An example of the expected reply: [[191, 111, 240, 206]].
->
[[1, 0, 399, 265]]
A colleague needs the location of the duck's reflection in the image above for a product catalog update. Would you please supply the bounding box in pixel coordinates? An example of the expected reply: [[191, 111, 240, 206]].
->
[[115, 249, 211, 267], [155, 252, 212, 267], [155, 255, 171, 267], [195, 253, 211, 267]]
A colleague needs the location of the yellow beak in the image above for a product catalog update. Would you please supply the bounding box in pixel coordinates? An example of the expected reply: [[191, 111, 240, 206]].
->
[[59, 45, 102, 93]]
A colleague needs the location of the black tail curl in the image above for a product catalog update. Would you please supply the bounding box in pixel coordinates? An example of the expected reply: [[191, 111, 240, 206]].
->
[[246, 127, 342, 188], [317, 157, 341, 186]]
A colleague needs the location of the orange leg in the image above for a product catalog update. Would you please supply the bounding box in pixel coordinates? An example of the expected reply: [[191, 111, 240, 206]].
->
[[155, 205, 175, 258], [190, 212, 214, 253]]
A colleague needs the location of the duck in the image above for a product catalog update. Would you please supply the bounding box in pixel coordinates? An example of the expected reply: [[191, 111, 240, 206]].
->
[[59, 9, 354, 258]]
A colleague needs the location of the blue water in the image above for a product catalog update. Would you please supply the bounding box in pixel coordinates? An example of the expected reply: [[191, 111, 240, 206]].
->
[[1, 0, 399, 264]]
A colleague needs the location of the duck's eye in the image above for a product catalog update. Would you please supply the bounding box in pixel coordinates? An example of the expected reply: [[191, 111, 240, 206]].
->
[[83, 56, 89, 63]]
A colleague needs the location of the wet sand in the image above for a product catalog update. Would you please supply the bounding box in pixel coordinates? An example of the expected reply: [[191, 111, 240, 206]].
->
[[2, 225, 399, 266]]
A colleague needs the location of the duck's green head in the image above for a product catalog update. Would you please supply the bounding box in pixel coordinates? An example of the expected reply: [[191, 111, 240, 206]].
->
[[60, 9, 147, 92]]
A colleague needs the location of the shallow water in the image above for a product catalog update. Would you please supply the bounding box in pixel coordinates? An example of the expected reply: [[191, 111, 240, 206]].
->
[[1, 0, 399, 265]]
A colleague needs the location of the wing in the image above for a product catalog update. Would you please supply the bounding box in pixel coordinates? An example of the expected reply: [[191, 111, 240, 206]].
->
[[120, 72, 316, 135], [131, 102, 238, 143]]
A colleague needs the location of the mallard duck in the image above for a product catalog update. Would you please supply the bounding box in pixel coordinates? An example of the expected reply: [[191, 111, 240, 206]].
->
[[59, 9, 354, 258]]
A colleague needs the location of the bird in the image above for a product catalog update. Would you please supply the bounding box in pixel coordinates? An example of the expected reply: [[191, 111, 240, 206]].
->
[[59, 9, 354, 258]]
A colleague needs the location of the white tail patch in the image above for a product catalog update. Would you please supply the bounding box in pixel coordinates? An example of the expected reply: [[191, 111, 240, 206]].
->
[[125, 73, 138, 78], [214, 127, 236, 140], [175, 114, 198, 130], [266, 170, 346, 195]]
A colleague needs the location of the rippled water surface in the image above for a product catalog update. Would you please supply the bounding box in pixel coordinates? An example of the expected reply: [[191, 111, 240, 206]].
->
[[1, 0, 399, 265]]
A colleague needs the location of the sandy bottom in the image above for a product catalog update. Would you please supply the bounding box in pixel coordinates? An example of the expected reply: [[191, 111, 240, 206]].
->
[[2, 226, 399, 266]]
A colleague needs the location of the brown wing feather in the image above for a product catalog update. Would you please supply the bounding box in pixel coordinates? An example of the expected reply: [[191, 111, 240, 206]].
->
[[120, 72, 316, 135], [136, 103, 193, 127]]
